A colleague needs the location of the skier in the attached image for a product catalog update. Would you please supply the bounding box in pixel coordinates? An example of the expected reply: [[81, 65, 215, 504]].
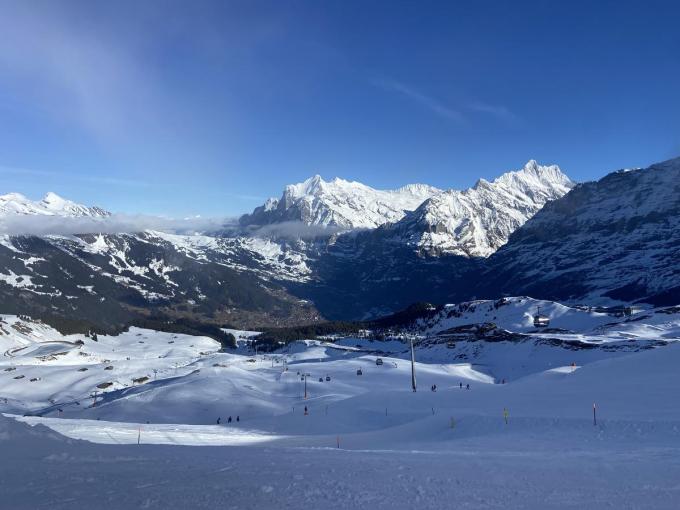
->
[[304, 406, 308, 416], [228, 416, 232, 423], [459, 382, 463, 389], [466, 384, 470, 390], [217, 417, 221, 425], [236, 416, 240, 422]]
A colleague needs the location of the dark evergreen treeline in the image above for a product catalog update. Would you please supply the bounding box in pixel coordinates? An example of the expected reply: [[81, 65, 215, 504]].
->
[[30, 313, 124, 336], [254, 302, 442, 348], [26, 302, 442, 352], [25, 312, 236, 349], [130, 316, 237, 349]]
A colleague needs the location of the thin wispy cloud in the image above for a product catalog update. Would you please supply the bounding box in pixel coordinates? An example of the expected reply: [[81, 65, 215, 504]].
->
[[468, 101, 522, 126], [372, 78, 465, 123], [0, 213, 340, 240], [223, 192, 268, 202], [245, 221, 347, 240], [0, 213, 236, 237], [0, 3, 174, 146], [0, 165, 149, 188], [373, 77, 521, 127]]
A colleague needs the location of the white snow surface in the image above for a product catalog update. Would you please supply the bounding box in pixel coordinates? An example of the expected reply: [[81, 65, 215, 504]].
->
[[2, 301, 680, 508]]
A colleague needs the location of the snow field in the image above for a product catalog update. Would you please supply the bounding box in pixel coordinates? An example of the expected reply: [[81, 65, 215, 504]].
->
[[2, 309, 680, 508]]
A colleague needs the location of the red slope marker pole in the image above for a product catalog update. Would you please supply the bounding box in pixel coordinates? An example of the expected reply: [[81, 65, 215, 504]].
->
[[593, 403, 597, 426]]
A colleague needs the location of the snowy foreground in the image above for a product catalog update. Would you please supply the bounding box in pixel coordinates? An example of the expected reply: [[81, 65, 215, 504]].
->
[[2, 303, 680, 509]]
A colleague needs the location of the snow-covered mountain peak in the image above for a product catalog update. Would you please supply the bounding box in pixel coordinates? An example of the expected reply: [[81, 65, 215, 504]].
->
[[522, 159, 541, 172], [286, 174, 326, 199], [0, 191, 110, 218], [384, 161, 574, 257], [240, 161, 573, 243], [491, 160, 573, 193], [0, 192, 29, 201], [396, 183, 442, 196], [40, 192, 70, 210], [262, 197, 279, 212], [241, 175, 441, 230]]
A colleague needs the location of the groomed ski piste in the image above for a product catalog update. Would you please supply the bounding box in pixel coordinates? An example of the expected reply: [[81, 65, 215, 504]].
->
[[2, 297, 680, 509]]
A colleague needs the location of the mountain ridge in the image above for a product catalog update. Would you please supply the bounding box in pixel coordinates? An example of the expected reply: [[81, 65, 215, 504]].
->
[[0, 157, 676, 332], [0, 192, 110, 218]]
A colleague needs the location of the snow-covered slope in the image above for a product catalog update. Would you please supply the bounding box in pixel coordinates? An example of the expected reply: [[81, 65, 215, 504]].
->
[[416, 296, 623, 336], [0, 192, 109, 218], [3, 299, 678, 421], [383, 160, 573, 256], [240, 175, 441, 229], [4, 339, 680, 509], [413, 296, 680, 345]]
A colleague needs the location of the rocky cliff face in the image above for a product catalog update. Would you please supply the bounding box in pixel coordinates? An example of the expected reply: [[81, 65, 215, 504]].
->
[[474, 157, 680, 306]]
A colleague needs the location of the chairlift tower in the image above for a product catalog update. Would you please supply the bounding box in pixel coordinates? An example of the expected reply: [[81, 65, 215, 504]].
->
[[303, 373, 311, 399], [410, 337, 417, 392]]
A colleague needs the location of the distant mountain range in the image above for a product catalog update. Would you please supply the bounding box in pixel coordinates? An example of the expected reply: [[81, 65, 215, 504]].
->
[[0, 191, 109, 218], [239, 174, 441, 230], [0, 157, 677, 332]]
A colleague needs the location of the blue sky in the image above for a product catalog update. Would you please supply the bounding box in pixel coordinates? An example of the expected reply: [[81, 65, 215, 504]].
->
[[0, 0, 678, 216]]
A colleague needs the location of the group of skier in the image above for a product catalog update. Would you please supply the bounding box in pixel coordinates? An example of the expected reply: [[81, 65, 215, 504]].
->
[[428, 382, 474, 391], [216, 415, 240, 425], [432, 382, 472, 391]]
